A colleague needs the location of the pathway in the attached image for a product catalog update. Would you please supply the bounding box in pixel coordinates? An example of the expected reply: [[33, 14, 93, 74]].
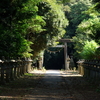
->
[[0, 70, 100, 100], [25, 70, 74, 100]]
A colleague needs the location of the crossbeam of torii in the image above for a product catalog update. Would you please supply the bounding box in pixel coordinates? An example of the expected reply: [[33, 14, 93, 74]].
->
[[56, 39, 72, 70]]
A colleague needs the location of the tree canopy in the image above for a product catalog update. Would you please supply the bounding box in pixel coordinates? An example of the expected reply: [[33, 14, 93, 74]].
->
[[0, 0, 40, 58], [26, 0, 69, 58], [0, 0, 99, 61], [71, 0, 100, 59], [0, 0, 68, 58], [63, 0, 92, 38]]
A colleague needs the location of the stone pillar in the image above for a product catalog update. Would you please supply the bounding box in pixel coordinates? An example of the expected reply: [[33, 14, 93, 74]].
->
[[69, 56, 75, 70], [0, 60, 5, 84], [13, 60, 17, 79], [5, 60, 10, 82], [9, 59, 16, 81], [66, 56, 70, 70], [17, 58, 21, 77], [27, 58, 33, 73]]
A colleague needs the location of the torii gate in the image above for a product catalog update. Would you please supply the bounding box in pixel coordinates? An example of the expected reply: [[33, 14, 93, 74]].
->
[[57, 39, 72, 70]]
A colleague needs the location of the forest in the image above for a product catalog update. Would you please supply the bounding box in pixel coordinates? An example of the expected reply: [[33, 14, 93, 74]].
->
[[0, 0, 100, 69]]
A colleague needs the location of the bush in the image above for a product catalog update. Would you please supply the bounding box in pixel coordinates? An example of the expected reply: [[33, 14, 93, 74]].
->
[[80, 40, 99, 59]]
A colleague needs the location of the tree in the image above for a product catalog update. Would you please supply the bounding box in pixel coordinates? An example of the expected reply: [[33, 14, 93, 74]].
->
[[28, 0, 68, 58], [80, 40, 99, 59], [76, 15, 100, 43], [0, 0, 68, 59], [59, 0, 92, 60], [64, 0, 92, 38], [75, 0, 100, 43], [73, 33, 91, 56], [0, 0, 41, 58], [72, 0, 100, 59]]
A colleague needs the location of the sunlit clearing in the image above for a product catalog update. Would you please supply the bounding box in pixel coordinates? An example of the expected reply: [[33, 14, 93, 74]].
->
[[46, 70, 60, 73]]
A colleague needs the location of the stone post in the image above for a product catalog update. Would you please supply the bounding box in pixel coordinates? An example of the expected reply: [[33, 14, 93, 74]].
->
[[13, 59, 17, 79], [66, 56, 70, 70], [27, 58, 33, 73], [16, 58, 21, 77], [9, 60, 15, 80], [4, 59, 10, 82], [0, 60, 5, 84]]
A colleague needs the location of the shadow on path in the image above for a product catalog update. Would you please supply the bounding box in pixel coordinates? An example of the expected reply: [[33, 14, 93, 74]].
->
[[0, 70, 100, 100]]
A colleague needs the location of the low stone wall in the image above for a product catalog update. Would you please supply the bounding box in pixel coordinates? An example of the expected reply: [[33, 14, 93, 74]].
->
[[77, 59, 100, 81], [0, 58, 32, 84]]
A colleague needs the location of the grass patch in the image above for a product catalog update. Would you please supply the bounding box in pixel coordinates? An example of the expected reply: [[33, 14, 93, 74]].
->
[[24, 73, 34, 76]]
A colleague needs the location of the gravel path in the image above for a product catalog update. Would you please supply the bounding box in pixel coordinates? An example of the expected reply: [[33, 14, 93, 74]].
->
[[0, 70, 100, 100], [27, 70, 100, 100], [25, 70, 74, 100]]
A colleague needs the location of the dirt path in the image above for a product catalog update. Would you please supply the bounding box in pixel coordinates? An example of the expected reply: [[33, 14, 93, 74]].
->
[[24, 70, 74, 100], [0, 70, 100, 100], [61, 70, 100, 100]]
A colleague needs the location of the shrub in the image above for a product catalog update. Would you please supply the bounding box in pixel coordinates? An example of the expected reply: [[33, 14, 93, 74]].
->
[[80, 40, 99, 59]]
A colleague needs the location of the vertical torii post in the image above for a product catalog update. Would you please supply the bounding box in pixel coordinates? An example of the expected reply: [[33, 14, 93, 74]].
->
[[58, 39, 72, 70]]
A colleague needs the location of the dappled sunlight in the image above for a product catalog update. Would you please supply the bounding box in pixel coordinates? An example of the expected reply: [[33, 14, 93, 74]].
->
[[30, 69, 46, 75], [0, 96, 23, 100], [0, 95, 61, 100], [0, 70, 100, 100], [30, 69, 83, 77], [61, 70, 83, 77]]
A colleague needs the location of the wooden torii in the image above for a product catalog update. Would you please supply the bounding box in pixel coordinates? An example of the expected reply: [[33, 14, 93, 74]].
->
[[57, 39, 72, 70]]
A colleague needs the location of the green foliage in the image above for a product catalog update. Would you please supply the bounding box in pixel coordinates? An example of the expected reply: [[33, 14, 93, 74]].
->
[[80, 40, 99, 59], [70, 0, 100, 60], [92, 0, 100, 10], [73, 14, 100, 59], [76, 16, 100, 42], [73, 34, 91, 54], [72, 33, 92, 59], [0, 31, 32, 58], [0, 0, 41, 58], [61, 0, 93, 60], [24, 73, 34, 76], [64, 0, 92, 38], [95, 47, 100, 59], [39, 0, 68, 42], [69, 0, 91, 26], [76, 1, 100, 43], [57, 0, 71, 3], [30, 0, 68, 58]]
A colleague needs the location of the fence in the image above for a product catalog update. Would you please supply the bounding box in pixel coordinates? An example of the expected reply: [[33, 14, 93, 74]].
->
[[77, 59, 100, 81], [0, 58, 33, 85]]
